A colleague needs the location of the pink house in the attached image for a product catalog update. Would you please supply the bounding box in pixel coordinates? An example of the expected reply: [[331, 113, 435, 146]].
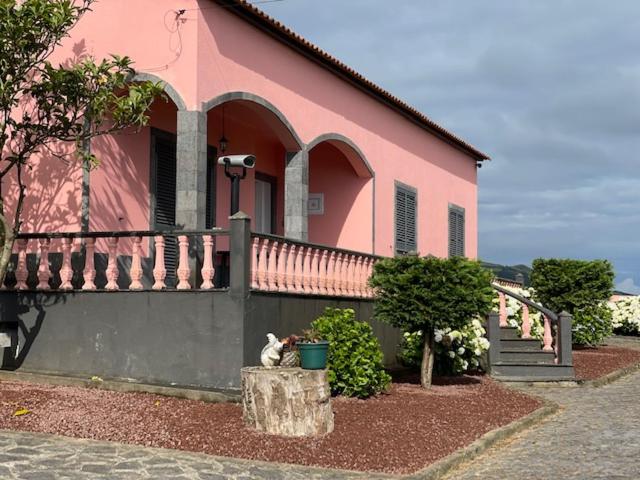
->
[[1, 0, 492, 389]]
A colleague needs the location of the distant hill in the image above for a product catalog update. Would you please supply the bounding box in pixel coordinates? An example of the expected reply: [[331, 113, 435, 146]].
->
[[481, 262, 532, 286]]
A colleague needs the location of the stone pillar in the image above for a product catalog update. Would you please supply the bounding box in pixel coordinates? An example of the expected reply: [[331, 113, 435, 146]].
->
[[176, 110, 207, 286], [556, 311, 574, 367], [176, 110, 207, 229], [230, 211, 251, 299], [486, 312, 501, 371], [284, 150, 308, 241]]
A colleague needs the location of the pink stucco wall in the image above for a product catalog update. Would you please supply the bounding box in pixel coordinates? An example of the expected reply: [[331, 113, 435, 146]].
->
[[7, 0, 479, 259]]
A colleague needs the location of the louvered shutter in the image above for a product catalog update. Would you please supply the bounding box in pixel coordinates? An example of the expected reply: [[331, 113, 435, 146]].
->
[[152, 131, 177, 287], [448, 205, 465, 257], [395, 184, 417, 255]]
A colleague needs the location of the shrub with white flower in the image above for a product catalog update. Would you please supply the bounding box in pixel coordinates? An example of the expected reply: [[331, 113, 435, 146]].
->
[[492, 285, 545, 340], [608, 296, 640, 335], [398, 318, 490, 375]]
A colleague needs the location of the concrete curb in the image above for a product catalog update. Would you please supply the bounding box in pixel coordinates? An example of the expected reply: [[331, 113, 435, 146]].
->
[[577, 360, 640, 388], [403, 400, 559, 480], [0, 370, 240, 403]]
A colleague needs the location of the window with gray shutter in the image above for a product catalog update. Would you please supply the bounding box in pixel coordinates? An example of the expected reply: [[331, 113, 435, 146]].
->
[[448, 204, 465, 257], [395, 183, 417, 255], [151, 129, 177, 286]]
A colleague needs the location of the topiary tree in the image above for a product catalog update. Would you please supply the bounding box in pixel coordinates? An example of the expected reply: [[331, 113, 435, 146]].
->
[[311, 308, 391, 398], [0, 0, 163, 285], [369, 255, 494, 388], [531, 258, 614, 346]]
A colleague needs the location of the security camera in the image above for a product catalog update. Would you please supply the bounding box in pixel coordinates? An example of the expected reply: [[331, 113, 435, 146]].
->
[[218, 155, 256, 169]]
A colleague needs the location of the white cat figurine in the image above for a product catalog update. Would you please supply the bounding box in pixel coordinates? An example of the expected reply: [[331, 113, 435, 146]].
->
[[260, 333, 284, 367]]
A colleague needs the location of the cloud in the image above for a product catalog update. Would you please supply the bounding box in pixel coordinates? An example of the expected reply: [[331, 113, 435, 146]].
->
[[616, 278, 640, 295], [261, 1, 640, 282]]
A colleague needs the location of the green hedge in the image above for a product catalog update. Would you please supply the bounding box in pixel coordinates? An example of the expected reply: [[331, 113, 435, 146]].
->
[[311, 308, 391, 398], [531, 258, 614, 346]]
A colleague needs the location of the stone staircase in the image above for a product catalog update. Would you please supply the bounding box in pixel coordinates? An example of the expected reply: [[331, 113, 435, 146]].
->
[[490, 326, 575, 381], [487, 282, 576, 382]]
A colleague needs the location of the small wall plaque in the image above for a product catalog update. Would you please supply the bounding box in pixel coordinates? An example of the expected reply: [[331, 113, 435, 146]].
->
[[308, 193, 324, 215]]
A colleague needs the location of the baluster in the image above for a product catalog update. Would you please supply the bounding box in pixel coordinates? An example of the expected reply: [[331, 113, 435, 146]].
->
[[36, 238, 51, 290], [105, 237, 120, 291], [13, 239, 28, 290], [267, 240, 278, 291], [355, 256, 364, 297], [360, 257, 369, 298], [200, 235, 215, 289], [310, 248, 320, 294], [367, 258, 376, 298], [257, 238, 269, 290], [334, 253, 343, 295], [82, 238, 97, 290], [542, 314, 554, 351], [293, 245, 304, 293], [521, 303, 532, 339], [345, 254, 355, 296], [59, 238, 74, 290], [302, 247, 312, 293], [129, 236, 144, 290], [251, 237, 259, 290], [498, 291, 508, 327], [318, 250, 328, 294], [326, 251, 336, 295], [152, 235, 167, 290], [176, 235, 191, 290], [285, 244, 296, 292], [276, 242, 288, 292]]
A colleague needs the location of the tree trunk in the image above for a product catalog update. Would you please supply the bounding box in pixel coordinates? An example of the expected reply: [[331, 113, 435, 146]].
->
[[421, 328, 435, 388], [0, 212, 14, 287], [241, 366, 334, 437]]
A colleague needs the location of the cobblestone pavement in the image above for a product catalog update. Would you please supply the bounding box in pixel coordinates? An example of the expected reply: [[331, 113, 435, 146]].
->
[[0, 429, 390, 479], [446, 336, 640, 480]]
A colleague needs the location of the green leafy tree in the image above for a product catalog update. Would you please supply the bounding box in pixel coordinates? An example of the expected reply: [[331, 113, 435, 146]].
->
[[311, 308, 391, 398], [0, 0, 163, 284], [369, 255, 494, 387], [531, 258, 615, 346]]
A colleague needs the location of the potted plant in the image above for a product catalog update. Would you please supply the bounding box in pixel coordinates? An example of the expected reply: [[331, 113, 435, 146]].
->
[[298, 328, 329, 370]]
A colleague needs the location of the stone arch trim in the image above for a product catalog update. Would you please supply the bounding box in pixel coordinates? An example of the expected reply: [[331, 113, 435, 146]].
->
[[307, 133, 374, 178], [202, 92, 304, 150], [133, 73, 187, 111]]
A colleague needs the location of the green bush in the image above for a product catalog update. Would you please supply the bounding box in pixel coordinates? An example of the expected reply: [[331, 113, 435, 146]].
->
[[369, 255, 494, 386], [531, 258, 614, 346], [311, 308, 391, 398]]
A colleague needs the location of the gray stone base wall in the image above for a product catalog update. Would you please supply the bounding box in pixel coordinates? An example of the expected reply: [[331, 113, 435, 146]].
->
[[0, 290, 399, 391]]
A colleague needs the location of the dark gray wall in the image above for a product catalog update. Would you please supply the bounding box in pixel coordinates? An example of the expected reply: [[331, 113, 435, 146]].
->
[[1, 290, 400, 391], [244, 292, 401, 367], [0, 291, 243, 390]]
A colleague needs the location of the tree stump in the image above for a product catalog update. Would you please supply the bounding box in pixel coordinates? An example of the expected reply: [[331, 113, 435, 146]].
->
[[241, 366, 334, 437]]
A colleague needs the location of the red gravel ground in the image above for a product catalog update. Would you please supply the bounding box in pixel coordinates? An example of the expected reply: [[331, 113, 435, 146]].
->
[[0, 375, 541, 475], [573, 345, 640, 381]]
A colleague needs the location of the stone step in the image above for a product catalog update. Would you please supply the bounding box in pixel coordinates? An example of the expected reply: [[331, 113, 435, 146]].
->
[[499, 349, 555, 364], [491, 362, 575, 382], [499, 338, 543, 352], [500, 327, 521, 340]]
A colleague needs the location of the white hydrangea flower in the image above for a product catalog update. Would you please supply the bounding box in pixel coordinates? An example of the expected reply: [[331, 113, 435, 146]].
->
[[435, 332, 443, 343], [448, 350, 456, 358], [457, 347, 465, 355]]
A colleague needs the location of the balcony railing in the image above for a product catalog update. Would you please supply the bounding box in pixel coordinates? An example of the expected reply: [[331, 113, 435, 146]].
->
[[250, 233, 380, 298], [2, 218, 381, 298], [4, 229, 229, 291]]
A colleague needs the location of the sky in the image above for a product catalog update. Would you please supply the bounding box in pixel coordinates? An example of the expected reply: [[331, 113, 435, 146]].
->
[[260, 0, 640, 293]]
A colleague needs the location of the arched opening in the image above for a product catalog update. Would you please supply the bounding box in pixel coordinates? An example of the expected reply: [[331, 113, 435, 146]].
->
[[205, 93, 302, 234], [308, 135, 374, 252]]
